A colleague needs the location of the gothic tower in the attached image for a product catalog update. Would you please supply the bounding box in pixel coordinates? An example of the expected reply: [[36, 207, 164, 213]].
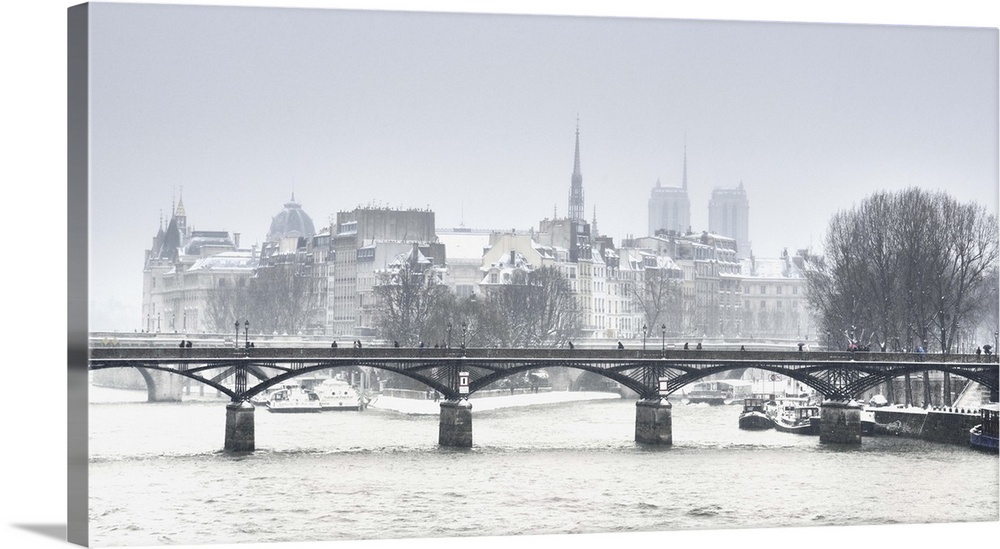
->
[[647, 145, 692, 237], [708, 181, 751, 259], [568, 121, 584, 222]]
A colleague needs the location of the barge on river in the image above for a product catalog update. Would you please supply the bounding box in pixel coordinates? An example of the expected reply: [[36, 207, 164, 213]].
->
[[969, 403, 999, 453], [738, 396, 775, 430]]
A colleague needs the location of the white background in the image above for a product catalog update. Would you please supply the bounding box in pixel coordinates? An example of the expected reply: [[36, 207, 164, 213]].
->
[[1, 1, 997, 548]]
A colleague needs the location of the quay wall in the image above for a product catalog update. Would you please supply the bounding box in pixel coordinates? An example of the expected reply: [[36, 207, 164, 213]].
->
[[871, 408, 981, 445]]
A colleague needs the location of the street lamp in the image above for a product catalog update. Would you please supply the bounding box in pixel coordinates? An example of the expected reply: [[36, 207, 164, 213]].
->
[[234, 321, 240, 350], [244, 320, 250, 349], [661, 324, 666, 353], [461, 321, 468, 349], [157, 313, 161, 333], [447, 322, 452, 349], [642, 324, 647, 350]]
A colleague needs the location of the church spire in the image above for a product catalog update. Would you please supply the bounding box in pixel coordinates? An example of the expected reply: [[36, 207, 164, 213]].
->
[[568, 117, 584, 221], [682, 142, 688, 192]]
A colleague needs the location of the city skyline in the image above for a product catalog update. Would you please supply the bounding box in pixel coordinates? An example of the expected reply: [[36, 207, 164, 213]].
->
[[86, 3, 998, 331]]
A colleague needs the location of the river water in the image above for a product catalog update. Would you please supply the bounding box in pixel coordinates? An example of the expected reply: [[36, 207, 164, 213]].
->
[[88, 387, 998, 547]]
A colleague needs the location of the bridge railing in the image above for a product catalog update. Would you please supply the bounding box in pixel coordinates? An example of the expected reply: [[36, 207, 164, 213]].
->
[[88, 346, 993, 364]]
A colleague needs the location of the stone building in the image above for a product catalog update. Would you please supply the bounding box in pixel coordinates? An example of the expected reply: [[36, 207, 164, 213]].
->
[[329, 207, 443, 336], [141, 195, 252, 334], [257, 195, 327, 335], [437, 227, 492, 298], [708, 182, 751, 259], [740, 248, 817, 341]]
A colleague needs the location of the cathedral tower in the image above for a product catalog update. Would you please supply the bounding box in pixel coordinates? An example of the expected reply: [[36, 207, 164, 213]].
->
[[568, 121, 584, 222]]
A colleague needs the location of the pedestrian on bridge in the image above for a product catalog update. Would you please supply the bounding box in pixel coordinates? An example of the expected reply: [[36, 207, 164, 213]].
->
[[185, 340, 192, 348], [568, 341, 574, 349], [617, 341, 624, 350]]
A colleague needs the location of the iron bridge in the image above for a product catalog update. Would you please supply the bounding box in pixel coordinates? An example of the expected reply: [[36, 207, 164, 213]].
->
[[87, 347, 999, 403]]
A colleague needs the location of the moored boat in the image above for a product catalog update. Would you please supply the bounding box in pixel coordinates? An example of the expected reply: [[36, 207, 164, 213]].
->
[[772, 404, 821, 435], [684, 380, 754, 405], [969, 403, 999, 453], [266, 385, 322, 413], [738, 396, 774, 430], [314, 378, 362, 411]]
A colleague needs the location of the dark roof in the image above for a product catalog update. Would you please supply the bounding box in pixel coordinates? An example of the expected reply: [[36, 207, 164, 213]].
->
[[266, 196, 316, 242]]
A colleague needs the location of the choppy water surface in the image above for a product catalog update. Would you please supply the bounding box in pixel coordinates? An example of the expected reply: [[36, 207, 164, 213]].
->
[[88, 389, 998, 547]]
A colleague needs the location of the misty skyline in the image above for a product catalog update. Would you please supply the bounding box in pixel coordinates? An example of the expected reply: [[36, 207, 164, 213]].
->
[[86, 3, 999, 331]]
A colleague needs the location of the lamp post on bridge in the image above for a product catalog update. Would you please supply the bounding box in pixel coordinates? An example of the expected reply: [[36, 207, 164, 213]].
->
[[234, 321, 240, 350], [461, 321, 468, 350], [642, 324, 647, 350], [157, 313, 161, 333], [447, 322, 452, 349], [661, 324, 666, 354], [244, 320, 250, 349]]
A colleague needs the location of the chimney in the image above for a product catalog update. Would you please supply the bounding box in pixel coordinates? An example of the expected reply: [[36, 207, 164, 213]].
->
[[510, 250, 516, 266], [233, 232, 241, 248]]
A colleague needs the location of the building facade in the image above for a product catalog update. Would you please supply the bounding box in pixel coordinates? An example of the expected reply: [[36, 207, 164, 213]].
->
[[329, 207, 442, 336], [141, 196, 253, 335]]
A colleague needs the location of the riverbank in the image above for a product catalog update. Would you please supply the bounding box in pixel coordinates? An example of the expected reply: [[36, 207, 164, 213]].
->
[[369, 390, 622, 415]]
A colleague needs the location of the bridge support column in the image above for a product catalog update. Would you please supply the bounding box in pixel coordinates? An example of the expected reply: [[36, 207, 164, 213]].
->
[[438, 400, 472, 447], [635, 399, 672, 445], [819, 400, 862, 444], [224, 401, 255, 452]]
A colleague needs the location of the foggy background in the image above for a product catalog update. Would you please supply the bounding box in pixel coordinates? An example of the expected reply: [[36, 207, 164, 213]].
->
[[86, 4, 998, 331]]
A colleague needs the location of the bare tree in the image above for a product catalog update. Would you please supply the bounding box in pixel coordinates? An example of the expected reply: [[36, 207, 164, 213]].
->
[[204, 282, 251, 334], [479, 266, 582, 348], [372, 255, 451, 346], [628, 264, 684, 335], [247, 264, 314, 335], [809, 188, 997, 355]]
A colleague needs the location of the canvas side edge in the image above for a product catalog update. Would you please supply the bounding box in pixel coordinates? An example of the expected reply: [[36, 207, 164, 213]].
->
[[67, 3, 90, 546]]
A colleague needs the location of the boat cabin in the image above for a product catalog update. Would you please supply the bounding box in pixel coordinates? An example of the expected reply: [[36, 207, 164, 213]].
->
[[687, 380, 754, 404], [980, 403, 999, 439]]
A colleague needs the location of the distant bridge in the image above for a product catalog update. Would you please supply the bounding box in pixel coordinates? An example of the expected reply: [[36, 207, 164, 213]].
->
[[87, 346, 998, 450]]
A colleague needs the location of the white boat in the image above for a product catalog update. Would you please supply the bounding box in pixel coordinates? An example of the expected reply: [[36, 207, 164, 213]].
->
[[314, 378, 362, 411], [772, 404, 821, 435], [683, 379, 754, 405], [266, 385, 322, 413]]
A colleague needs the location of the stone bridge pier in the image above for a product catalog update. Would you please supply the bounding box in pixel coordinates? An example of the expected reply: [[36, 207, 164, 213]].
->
[[438, 400, 473, 447], [819, 400, 862, 444], [224, 401, 256, 452], [635, 399, 672, 444]]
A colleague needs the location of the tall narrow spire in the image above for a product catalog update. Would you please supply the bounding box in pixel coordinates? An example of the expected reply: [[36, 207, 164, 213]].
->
[[682, 142, 688, 191], [573, 118, 582, 177], [568, 118, 585, 222], [592, 205, 599, 237]]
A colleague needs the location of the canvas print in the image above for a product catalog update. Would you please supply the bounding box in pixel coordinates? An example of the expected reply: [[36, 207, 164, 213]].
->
[[69, 2, 1000, 547]]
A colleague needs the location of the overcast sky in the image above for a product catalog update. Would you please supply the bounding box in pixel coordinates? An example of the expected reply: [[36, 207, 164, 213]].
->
[[84, 2, 998, 331]]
